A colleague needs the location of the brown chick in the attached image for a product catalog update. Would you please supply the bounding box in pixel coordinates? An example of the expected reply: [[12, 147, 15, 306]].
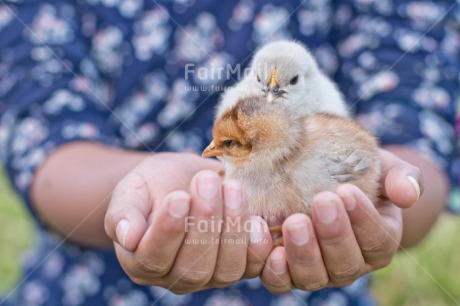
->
[[202, 96, 381, 230]]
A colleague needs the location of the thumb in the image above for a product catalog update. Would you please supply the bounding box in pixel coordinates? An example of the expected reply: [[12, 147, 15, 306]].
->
[[379, 149, 424, 208], [104, 174, 150, 251]]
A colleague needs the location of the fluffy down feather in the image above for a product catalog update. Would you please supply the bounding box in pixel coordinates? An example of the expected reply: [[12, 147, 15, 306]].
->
[[204, 96, 380, 219]]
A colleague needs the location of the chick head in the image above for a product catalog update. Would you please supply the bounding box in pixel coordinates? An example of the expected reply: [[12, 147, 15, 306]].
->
[[250, 40, 318, 103], [203, 96, 301, 166]]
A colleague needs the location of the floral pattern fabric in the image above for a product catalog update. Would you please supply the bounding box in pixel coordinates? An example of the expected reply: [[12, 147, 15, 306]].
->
[[0, 0, 459, 305]]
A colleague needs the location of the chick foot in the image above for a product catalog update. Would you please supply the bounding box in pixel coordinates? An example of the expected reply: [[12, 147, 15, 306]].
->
[[269, 225, 284, 247], [328, 149, 373, 182], [217, 169, 225, 178]]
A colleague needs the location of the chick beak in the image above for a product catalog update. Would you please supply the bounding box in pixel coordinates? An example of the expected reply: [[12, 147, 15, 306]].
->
[[262, 67, 287, 102], [202, 141, 223, 158]]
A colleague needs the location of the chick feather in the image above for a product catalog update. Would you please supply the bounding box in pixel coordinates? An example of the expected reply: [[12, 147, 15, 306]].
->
[[204, 96, 380, 219], [218, 40, 349, 119]]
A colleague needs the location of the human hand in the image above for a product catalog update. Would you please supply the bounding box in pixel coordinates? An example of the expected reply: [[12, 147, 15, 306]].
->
[[104, 153, 273, 294], [260, 149, 423, 293]]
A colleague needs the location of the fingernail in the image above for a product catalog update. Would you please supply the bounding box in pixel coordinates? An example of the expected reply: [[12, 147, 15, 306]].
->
[[168, 194, 190, 218], [407, 175, 421, 201], [315, 200, 338, 224], [343, 192, 356, 211], [287, 222, 310, 246], [249, 216, 265, 243], [271, 253, 287, 275], [116, 219, 130, 248], [197, 173, 220, 199], [224, 181, 243, 210]]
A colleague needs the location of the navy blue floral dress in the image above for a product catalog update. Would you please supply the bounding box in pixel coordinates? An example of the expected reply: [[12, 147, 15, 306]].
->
[[0, 0, 459, 305]]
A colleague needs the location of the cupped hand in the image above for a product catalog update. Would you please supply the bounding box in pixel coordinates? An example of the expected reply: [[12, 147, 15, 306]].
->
[[261, 148, 424, 293], [104, 153, 273, 294]]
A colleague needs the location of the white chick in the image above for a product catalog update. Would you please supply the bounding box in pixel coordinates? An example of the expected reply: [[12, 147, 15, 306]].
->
[[217, 40, 349, 118], [203, 96, 380, 220]]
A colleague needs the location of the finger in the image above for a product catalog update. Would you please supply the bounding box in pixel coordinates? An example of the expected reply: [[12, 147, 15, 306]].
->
[[261, 247, 293, 294], [379, 149, 423, 208], [168, 171, 223, 292], [283, 214, 329, 291], [211, 180, 248, 287], [138, 191, 191, 276], [244, 216, 273, 278], [189, 152, 224, 173], [311, 192, 365, 286], [115, 191, 191, 284], [104, 172, 151, 251], [336, 184, 402, 268]]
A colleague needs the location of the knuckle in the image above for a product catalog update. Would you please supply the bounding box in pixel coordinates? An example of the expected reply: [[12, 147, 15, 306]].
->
[[136, 257, 170, 277], [361, 238, 391, 257], [243, 264, 264, 279], [319, 234, 350, 248], [178, 270, 212, 287], [103, 214, 115, 238], [301, 278, 329, 292], [371, 257, 392, 270], [168, 285, 195, 295], [265, 282, 292, 295], [130, 275, 154, 286], [200, 206, 220, 219], [159, 217, 185, 234], [332, 279, 355, 287], [329, 263, 362, 282], [212, 270, 244, 287]]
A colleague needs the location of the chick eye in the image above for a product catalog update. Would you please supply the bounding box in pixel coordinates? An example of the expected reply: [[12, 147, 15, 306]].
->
[[224, 140, 236, 148], [289, 75, 299, 85], [256, 75, 261, 82]]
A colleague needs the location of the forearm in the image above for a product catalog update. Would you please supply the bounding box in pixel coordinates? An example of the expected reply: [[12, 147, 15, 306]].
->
[[30, 141, 149, 249], [384, 145, 449, 249]]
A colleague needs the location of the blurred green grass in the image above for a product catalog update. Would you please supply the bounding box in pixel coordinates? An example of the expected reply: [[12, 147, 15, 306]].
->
[[373, 215, 460, 306], [0, 167, 460, 305], [0, 167, 35, 294]]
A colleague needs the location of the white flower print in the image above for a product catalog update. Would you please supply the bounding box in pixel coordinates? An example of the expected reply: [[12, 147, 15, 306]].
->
[[413, 84, 450, 109], [30, 47, 66, 87], [394, 28, 438, 53], [297, 0, 333, 36], [149, 286, 192, 305], [62, 122, 100, 139], [123, 123, 158, 148], [203, 291, 249, 306], [23, 281, 50, 306], [228, 0, 255, 31], [117, 73, 167, 130], [109, 290, 149, 306], [61, 255, 105, 305], [194, 52, 233, 86], [132, 7, 171, 61], [11, 118, 48, 156], [270, 291, 310, 306], [399, 1, 447, 30], [27, 4, 74, 45], [339, 33, 378, 57], [87, 0, 143, 18], [91, 26, 124, 74], [253, 5, 291, 45], [43, 90, 85, 115], [157, 79, 198, 128], [357, 71, 399, 100], [419, 111, 454, 155], [174, 12, 224, 63], [165, 130, 203, 153], [0, 4, 13, 30], [43, 252, 65, 279]]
